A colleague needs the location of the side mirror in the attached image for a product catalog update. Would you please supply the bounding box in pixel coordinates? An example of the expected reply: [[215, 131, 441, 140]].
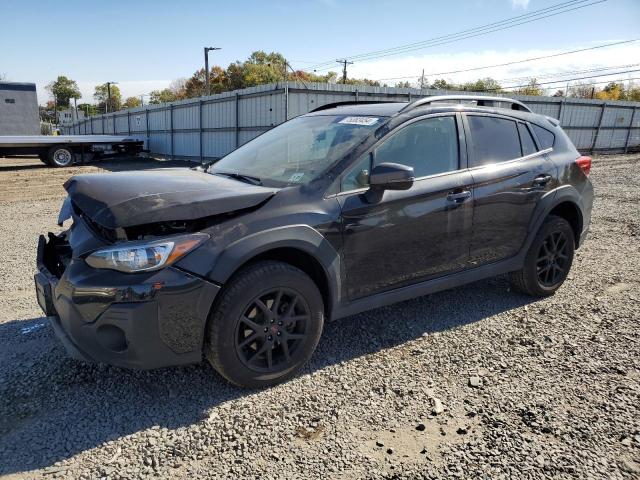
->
[[369, 162, 415, 191]]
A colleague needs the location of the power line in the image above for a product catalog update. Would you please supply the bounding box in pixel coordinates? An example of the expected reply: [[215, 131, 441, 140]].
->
[[309, 0, 589, 70], [433, 77, 640, 96], [307, 0, 605, 72], [312, 0, 605, 70], [499, 63, 640, 83], [475, 72, 640, 92], [382, 64, 640, 87], [371, 39, 639, 82]]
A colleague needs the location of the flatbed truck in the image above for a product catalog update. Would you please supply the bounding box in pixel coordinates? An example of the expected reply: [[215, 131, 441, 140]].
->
[[0, 135, 145, 167]]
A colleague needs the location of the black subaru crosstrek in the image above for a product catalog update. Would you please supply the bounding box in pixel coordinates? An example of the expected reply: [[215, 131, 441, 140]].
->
[[35, 95, 594, 388]]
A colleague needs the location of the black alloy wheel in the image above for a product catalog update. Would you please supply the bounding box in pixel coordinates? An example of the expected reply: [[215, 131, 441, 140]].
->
[[235, 288, 310, 372], [536, 230, 570, 287], [205, 260, 324, 388], [509, 215, 575, 297]]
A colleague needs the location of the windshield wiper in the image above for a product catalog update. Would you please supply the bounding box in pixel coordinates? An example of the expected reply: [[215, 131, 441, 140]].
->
[[212, 170, 262, 186]]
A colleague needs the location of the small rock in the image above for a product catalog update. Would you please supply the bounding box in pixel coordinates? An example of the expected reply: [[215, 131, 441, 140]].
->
[[456, 427, 467, 435], [620, 437, 632, 446], [534, 455, 545, 468], [375, 440, 384, 447], [619, 459, 640, 474], [469, 376, 482, 388], [416, 423, 426, 432], [431, 397, 444, 415], [386, 448, 394, 455]]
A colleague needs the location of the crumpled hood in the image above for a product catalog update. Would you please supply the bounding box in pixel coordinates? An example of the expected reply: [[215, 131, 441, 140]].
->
[[64, 168, 278, 229]]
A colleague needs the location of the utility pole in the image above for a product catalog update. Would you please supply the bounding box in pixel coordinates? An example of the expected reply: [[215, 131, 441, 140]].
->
[[336, 59, 353, 83], [105, 81, 118, 113], [419, 69, 425, 92], [73, 97, 78, 121], [204, 46, 221, 96]]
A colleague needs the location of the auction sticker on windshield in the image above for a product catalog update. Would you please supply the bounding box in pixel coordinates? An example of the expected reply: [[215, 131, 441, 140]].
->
[[338, 116, 379, 126]]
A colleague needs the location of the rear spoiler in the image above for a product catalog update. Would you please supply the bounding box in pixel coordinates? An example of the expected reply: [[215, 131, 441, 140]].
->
[[545, 116, 561, 127]]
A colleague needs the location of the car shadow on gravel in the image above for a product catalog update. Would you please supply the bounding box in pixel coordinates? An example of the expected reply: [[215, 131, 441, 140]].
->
[[0, 275, 537, 475]]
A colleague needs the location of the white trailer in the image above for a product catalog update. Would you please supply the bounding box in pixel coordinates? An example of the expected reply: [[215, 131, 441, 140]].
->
[[0, 135, 145, 167]]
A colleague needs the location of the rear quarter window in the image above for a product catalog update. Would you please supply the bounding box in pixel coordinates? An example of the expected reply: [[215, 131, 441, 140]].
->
[[531, 124, 555, 150]]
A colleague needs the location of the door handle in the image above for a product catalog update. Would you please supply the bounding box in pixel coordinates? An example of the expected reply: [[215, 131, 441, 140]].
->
[[532, 174, 552, 187], [446, 190, 472, 202]]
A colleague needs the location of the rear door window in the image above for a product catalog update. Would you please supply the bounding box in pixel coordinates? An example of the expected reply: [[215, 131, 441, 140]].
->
[[467, 115, 521, 167], [518, 123, 538, 156]]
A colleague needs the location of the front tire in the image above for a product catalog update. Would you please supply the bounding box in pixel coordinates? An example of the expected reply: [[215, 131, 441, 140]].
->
[[204, 261, 324, 388], [510, 215, 575, 296], [47, 146, 74, 167]]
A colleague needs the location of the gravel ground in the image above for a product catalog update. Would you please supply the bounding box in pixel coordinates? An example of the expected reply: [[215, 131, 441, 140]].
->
[[0, 154, 639, 480]]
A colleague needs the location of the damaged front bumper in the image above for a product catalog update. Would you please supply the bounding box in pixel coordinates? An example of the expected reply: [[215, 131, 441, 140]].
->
[[35, 232, 220, 369]]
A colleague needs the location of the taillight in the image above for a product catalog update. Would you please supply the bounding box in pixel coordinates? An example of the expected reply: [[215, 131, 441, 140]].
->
[[576, 156, 592, 176]]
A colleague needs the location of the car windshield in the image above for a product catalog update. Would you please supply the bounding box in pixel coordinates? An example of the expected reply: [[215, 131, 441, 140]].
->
[[208, 114, 383, 186]]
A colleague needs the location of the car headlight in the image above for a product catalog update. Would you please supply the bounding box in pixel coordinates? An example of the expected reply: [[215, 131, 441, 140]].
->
[[85, 233, 208, 273]]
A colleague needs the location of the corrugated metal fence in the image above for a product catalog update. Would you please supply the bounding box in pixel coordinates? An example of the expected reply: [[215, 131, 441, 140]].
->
[[62, 82, 640, 160]]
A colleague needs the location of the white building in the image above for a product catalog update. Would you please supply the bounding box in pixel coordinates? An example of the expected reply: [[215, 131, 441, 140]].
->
[[57, 108, 85, 126]]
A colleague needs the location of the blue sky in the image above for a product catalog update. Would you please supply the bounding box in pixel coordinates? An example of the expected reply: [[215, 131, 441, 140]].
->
[[1, 0, 639, 104]]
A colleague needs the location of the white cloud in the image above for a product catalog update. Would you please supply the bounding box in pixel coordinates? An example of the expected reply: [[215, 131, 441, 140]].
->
[[347, 42, 640, 91], [511, 0, 530, 8]]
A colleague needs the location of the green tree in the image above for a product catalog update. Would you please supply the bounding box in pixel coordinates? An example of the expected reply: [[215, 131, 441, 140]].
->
[[149, 88, 178, 104], [342, 77, 381, 87], [624, 84, 640, 101], [184, 66, 227, 97], [461, 77, 502, 93], [46, 75, 81, 108], [123, 96, 141, 109], [596, 82, 624, 101], [430, 78, 457, 90], [395, 81, 412, 88], [94, 83, 122, 112], [515, 78, 544, 96], [567, 82, 595, 99], [168, 78, 188, 99], [77, 103, 98, 116]]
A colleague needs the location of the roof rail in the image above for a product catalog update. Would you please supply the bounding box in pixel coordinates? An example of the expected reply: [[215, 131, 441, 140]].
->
[[310, 100, 398, 113], [399, 95, 532, 113]]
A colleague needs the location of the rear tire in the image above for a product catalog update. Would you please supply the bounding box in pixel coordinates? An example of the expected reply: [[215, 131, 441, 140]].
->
[[510, 215, 575, 297], [47, 146, 74, 168], [204, 261, 324, 388]]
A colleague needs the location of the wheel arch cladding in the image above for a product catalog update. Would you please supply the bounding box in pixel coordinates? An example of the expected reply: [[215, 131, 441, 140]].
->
[[210, 225, 341, 318], [548, 201, 583, 248]]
